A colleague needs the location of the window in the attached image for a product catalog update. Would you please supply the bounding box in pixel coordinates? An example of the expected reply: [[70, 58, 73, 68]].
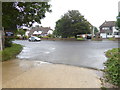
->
[[114, 32, 120, 35], [102, 27, 109, 30], [107, 33, 112, 35]]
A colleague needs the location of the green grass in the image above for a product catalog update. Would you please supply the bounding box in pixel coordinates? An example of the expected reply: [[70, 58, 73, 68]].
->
[[105, 48, 120, 87], [91, 38, 102, 41], [0, 44, 23, 61], [108, 37, 116, 41], [77, 38, 84, 41]]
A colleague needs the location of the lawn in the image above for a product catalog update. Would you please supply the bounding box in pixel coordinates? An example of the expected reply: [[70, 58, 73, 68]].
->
[[0, 44, 23, 61]]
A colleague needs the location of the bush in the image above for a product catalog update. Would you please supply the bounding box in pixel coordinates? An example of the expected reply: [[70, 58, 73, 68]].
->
[[37, 36, 43, 38], [47, 34, 55, 38], [1, 44, 23, 61], [42, 36, 49, 38], [4, 38, 13, 47], [105, 48, 120, 86]]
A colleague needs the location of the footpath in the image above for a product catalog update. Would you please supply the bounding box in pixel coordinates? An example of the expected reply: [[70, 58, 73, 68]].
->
[[2, 59, 101, 88]]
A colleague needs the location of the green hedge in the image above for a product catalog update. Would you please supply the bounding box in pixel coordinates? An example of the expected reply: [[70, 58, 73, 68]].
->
[[105, 48, 120, 86], [0, 44, 23, 61]]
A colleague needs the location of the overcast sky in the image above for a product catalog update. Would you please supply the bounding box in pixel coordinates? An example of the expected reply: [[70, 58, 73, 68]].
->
[[33, 0, 120, 30]]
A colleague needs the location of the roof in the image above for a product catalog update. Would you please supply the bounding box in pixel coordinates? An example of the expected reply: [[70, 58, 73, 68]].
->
[[28, 27, 52, 36], [100, 21, 116, 28]]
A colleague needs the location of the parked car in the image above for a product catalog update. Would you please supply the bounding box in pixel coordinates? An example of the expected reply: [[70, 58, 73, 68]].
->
[[29, 36, 41, 41], [86, 34, 92, 39]]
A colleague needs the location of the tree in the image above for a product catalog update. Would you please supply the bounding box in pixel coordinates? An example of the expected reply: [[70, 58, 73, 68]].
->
[[2, 2, 51, 31], [2, 2, 51, 47], [17, 29, 25, 36], [94, 27, 99, 34], [116, 12, 120, 30], [55, 10, 92, 38]]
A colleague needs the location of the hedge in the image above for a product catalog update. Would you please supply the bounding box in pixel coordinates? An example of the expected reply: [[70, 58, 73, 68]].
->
[[105, 48, 120, 86]]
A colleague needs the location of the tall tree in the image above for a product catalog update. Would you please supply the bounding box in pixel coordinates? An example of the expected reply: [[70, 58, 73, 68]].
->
[[55, 10, 92, 38], [2, 2, 51, 47], [94, 27, 99, 34], [116, 12, 120, 30], [2, 2, 51, 31]]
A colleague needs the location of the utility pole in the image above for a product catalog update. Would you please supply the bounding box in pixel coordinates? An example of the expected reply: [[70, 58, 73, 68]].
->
[[92, 26, 94, 38]]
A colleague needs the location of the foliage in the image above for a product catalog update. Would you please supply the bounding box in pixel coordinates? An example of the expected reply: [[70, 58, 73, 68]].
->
[[105, 48, 120, 86], [55, 10, 92, 38], [1, 44, 23, 61], [37, 36, 43, 38], [2, 2, 51, 30], [94, 27, 99, 34], [47, 34, 55, 38], [42, 36, 49, 38], [91, 38, 102, 41], [17, 29, 26, 36], [116, 12, 120, 30], [2, 2, 51, 47], [108, 37, 116, 41], [4, 38, 13, 47], [77, 38, 84, 41]]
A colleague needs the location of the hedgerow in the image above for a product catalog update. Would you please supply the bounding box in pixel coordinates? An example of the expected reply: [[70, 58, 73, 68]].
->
[[105, 48, 120, 87]]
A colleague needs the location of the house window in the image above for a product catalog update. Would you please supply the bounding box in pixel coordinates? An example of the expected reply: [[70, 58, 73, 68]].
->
[[102, 27, 109, 30], [107, 33, 112, 35], [114, 32, 120, 35]]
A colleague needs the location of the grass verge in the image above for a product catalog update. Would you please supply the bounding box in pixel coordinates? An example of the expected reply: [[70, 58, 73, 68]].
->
[[92, 38, 102, 41], [104, 48, 120, 87], [77, 38, 85, 41], [108, 38, 116, 41], [0, 44, 23, 61]]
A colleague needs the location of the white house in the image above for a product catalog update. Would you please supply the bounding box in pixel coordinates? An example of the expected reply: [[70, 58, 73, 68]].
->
[[26, 26, 53, 37], [99, 21, 120, 38]]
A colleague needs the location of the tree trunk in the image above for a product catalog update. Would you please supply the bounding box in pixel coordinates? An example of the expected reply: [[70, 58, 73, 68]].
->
[[0, 30, 4, 50], [75, 35, 77, 38]]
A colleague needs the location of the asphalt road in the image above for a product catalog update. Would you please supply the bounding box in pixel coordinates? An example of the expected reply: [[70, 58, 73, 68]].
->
[[13, 40, 118, 69]]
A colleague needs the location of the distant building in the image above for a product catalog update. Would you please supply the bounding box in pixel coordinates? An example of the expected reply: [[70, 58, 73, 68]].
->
[[26, 26, 53, 37], [99, 21, 119, 38]]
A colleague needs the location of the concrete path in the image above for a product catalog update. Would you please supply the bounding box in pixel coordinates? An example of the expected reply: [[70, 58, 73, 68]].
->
[[2, 59, 102, 88]]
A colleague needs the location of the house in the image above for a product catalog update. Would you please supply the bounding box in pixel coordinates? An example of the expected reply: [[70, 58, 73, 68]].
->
[[99, 21, 119, 38], [26, 26, 53, 37]]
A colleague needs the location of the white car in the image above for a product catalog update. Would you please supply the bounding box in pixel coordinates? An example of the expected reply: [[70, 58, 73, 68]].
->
[[29, 36, 41, 41]]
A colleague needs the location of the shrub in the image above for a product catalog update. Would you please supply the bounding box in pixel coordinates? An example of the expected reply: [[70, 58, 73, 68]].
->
[[105, 48, 120, 86], [42, 36, 49, 38], [1, 44, 23, 61], [37, 36, 43, 38], [47, 34, 55, 38]]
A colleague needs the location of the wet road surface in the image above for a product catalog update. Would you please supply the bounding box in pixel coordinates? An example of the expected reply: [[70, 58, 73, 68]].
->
[[13, 40, 118, 69]]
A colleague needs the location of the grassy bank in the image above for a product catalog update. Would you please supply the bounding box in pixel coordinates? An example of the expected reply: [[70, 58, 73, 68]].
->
[[104, 48, 120, 87], [77, 38, 85, 41], [0, 44, 23, 61], [92, 38, 102, 41]]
